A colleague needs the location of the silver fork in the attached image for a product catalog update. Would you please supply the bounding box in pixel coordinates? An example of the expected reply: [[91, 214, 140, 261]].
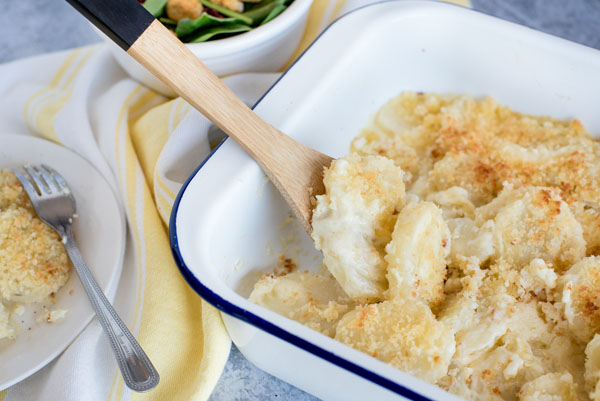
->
[[12, 164, 159, 392]]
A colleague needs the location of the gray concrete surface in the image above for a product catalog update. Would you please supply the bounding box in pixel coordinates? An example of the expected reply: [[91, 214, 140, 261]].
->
[[471, 0, 600, 50], [1, 1, 599, 400]]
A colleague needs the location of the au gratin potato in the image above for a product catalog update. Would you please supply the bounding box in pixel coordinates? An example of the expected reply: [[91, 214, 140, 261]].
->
[[250, 93, 600, 401], [0, 170, 70, 340]]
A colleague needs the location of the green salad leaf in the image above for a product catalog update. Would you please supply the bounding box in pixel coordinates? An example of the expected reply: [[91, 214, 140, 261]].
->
[[198, 0, 253, 24], [242, 0, 280, 11], [159, 17, 177, 25], [151, 0, 294, 42], [259, 3, 286, 25], [143, 0, 169, 17], [187, 24, 252, 42], [242, 0, 285, 26], [176, 14, 245, 37]]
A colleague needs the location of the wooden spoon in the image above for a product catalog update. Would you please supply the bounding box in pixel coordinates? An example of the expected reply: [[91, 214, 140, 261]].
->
[[67, 0, 333, 233]]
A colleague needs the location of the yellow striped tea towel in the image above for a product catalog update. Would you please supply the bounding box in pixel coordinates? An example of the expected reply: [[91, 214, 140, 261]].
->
[[0, 46, 237, 401]]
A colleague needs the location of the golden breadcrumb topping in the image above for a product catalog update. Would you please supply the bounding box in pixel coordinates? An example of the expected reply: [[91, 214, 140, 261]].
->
[[335, 298, 455, 384], [251, 93, 600, 401], [0, 169, 71, 340]]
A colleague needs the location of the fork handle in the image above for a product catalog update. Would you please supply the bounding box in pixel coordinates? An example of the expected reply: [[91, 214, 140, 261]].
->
[[62, 225, 159, 392]]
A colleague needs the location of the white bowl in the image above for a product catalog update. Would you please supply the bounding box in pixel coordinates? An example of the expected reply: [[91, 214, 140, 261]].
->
[[170, 1, 600, 400], [104, 0, 313, 96]]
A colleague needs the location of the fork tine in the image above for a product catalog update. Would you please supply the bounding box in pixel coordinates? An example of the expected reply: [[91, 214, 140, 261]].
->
[[42, 164, 68, 188], [42, 164, 77, 205], [23, 165, 49, 195], [37, 165, 61, 193], [10, 168, 41, 200]]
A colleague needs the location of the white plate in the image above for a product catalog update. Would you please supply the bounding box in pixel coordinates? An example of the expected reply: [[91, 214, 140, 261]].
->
[[171, 1, 600, 400], [0, 134, 125, 390]]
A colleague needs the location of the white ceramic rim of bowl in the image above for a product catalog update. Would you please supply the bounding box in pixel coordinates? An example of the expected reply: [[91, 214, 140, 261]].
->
[[166, 0, 312, 55]]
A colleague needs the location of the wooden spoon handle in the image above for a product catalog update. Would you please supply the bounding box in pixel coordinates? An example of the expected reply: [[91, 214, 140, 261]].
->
[[66, 0, 332, 232], [132, 21, 334, 231], [129, 20, 308, 171]]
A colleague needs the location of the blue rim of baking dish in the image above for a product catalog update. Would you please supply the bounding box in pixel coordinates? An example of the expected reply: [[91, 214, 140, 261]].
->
[[169, 2, 467, 400]]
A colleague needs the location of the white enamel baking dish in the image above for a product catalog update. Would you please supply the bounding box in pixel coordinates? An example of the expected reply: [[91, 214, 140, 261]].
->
[[170, 1, 600, 400]]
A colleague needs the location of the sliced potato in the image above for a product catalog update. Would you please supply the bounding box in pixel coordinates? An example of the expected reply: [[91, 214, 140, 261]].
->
[[335, 298, 455, 384], [311, 154, 405, 302], [384, 201, 449, 307]]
